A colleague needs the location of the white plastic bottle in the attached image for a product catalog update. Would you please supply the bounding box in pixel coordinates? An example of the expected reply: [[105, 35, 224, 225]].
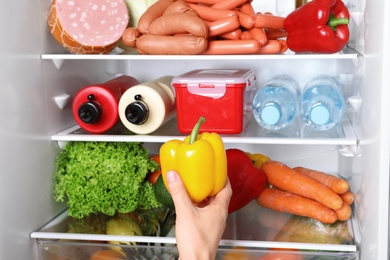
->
[[118, 76, 176, 134], [299, 75, 345, 131], [252, 74, 300, 130]]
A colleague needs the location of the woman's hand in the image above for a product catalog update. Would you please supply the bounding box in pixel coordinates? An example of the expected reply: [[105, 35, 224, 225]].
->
[[166, 170, 232, 260]]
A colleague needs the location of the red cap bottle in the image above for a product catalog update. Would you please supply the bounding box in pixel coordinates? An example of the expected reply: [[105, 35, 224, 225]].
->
[[72, 75, 140, 133]]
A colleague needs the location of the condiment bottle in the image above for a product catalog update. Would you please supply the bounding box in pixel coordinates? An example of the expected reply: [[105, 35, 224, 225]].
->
[[72, 75, 139, 134]]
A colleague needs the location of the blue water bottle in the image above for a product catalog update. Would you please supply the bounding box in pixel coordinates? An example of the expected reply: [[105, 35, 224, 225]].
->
[[299, 75, 345, 131], [252, 74, 300, 130]]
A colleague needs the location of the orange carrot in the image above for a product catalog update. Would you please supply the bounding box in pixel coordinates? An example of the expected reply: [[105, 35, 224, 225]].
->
[[262, 161, 343, 210], [340, 191, 355, 205], [257, 187, 338, 224], [248, 27, 268, 46], [334, 201, 352, 221], [255, 13, 285, 30], [294, 166, 350, 195]]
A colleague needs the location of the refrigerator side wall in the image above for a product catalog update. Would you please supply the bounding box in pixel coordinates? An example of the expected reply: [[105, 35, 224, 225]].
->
[[0, 1, 67, 260]]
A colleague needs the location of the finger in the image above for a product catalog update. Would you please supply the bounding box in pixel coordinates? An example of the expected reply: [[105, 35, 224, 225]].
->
[[166, 170, 194, 211], [214, 178, 233, 207]]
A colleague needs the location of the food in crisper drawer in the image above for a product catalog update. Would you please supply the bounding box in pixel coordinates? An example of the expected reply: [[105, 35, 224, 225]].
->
[[262, 161, 343, 210], [273, 215, 353, 244], [257, 161, 355, 223], [54, 142, 162, 218], [121, 0, 288, 55], [47, 0, 129, 54]]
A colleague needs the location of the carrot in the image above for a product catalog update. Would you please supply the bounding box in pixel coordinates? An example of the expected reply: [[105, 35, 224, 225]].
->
[[334, 201, 352, 221], [340, 191, 355, 205], [255, 13, 285, 30], [211, 0, 248, 10], [248, 27, 268, 46], [294, 166, 350, 195], [257, 187, 338, 224], [262, 161, 343, 210]]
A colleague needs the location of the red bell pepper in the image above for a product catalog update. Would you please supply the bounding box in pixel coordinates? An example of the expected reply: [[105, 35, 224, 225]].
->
[[226, 149, 267, 214], [283, 0, 350, 53]]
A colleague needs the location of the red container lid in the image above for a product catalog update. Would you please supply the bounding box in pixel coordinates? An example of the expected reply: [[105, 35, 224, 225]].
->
[[172, 69, 256, 98]]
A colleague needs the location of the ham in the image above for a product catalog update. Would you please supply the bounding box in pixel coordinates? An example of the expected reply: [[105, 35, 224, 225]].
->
[[48, 0, 129, 54]]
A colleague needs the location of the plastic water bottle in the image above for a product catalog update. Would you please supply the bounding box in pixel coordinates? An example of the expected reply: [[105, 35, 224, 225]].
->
[[299, 75, 345, 131], [252, 75, 300, 130]]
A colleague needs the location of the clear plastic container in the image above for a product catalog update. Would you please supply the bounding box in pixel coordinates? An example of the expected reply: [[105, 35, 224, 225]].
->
[[299, 75, 345, 131], [252, 74, 300, 131]]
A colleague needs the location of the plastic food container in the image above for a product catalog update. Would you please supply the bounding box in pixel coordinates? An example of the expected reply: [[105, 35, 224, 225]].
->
[[172, 69, 256, 134]]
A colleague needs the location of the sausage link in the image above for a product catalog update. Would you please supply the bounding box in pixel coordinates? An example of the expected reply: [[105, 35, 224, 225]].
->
[[138, 0, 175, 34]]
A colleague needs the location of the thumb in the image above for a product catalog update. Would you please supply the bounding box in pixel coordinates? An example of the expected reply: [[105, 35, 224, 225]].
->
[[166, 170, 193, 210]]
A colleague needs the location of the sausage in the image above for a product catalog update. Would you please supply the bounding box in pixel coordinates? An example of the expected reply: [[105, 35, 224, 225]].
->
[[255, 13, 285, 30], [201, 39, 261, 54], [47, 0, 129, 54], [185, 0, 222, 5], [138, 0, 175, 34], [236, 11, 255, 29], [148, 13, 208, 37], [240, 1, 256, 17], [121, 27, 142, 48], [188, 3, 236, 22], [240, 30, 251, 40], [219, 29, 242, 40], [206, 15, 240, 37], [249, 27, 268, 46], [255, 39, 283, 54], [279, 39, 288, 52], [211, 0, 248, 10], [163, 0, 195, 15], [136, 34, 208, 55], [265, 29, 288, 39]]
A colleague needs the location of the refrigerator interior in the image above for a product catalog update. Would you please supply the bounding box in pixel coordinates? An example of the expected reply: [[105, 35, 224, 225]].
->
[[1, 0, 390, 259]]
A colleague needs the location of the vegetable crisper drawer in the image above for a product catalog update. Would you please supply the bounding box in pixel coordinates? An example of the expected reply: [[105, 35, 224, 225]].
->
[[31, 204, 358, 260]]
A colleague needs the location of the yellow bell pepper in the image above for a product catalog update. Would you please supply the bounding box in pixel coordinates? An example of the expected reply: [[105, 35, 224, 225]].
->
[[245, 152, 270, 169], [160, 116, 227, 203]]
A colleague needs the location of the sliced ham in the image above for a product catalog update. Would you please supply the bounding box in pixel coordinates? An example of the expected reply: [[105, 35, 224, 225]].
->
[[48, 0, 129, 54]]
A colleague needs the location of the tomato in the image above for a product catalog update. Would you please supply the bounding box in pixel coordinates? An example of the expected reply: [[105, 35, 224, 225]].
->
[[148, 155, 161, 184], [89, 249, 125, 260]]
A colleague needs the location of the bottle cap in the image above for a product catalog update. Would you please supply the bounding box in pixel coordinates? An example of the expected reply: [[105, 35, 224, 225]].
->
[[310, 105, 330, 125], [78, 101, 101, 124], [261, 104, 281, 125]]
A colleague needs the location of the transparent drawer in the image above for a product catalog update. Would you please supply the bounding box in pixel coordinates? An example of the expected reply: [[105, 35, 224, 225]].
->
[[32, 203, 358, 260]]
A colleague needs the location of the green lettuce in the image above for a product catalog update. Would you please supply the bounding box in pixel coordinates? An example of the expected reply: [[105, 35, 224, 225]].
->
[[54, 141, 161, 218]]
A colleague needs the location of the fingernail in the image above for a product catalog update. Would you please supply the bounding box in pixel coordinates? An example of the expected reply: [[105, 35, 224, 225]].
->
[[166, 170, 178, 184]]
